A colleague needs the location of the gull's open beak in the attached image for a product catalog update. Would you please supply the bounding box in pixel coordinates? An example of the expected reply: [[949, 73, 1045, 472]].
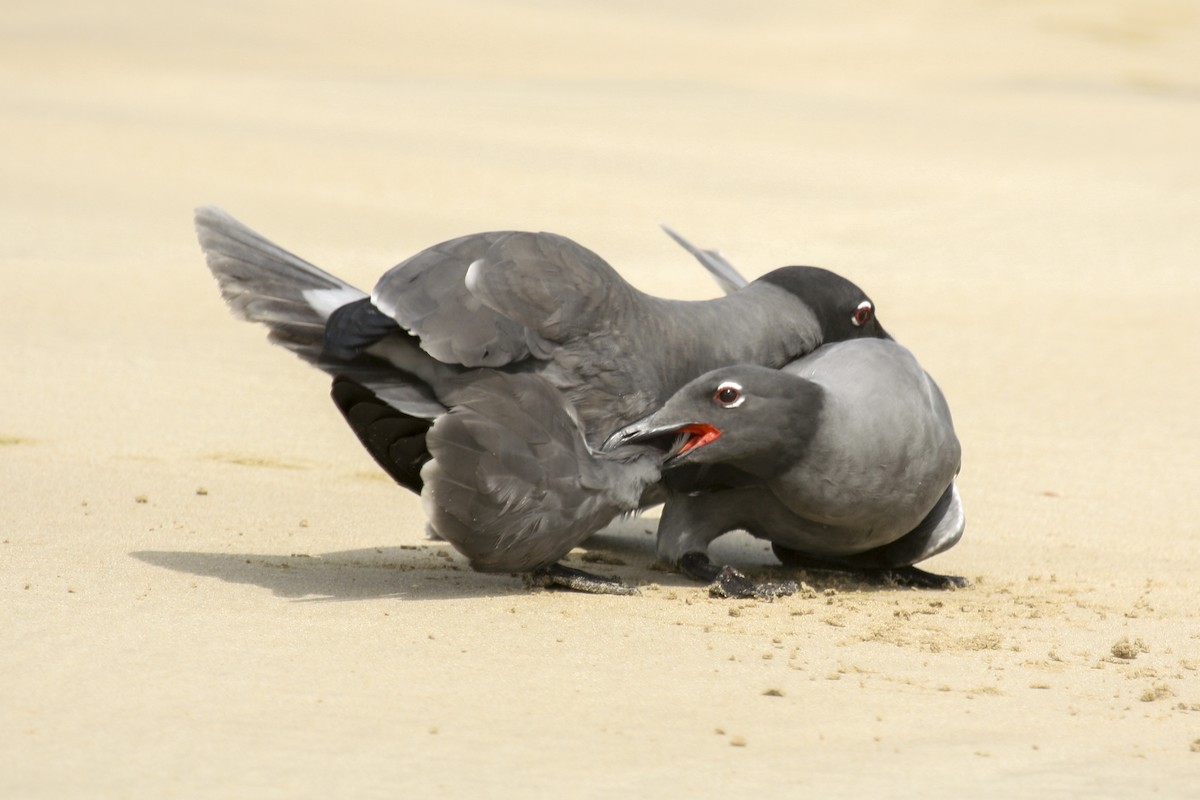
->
[[603, 417, 721, 463]]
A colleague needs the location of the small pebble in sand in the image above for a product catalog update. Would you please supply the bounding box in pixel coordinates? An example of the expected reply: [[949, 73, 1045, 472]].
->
[[730, 736, 747, 747], [1140, 683, 1174, 702], [762, 688, 784, 697], [196, 487, 208, 496], [1112, 637, 1149, 660], [134, 495, 148, 504]]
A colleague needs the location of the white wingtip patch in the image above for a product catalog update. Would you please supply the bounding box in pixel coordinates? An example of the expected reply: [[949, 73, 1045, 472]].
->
[[302, 287, 368, 320]]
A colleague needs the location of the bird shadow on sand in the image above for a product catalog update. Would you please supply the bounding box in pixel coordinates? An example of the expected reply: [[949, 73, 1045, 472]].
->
[[132, 544, 509, 602], [129, 518, 662, 602], [132, 520, 924, 602]]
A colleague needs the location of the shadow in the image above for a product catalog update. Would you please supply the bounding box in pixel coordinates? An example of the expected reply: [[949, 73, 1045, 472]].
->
[[131, 544, 514, 602], [133, 517, 939, 601], [130, 518, 669, 602]]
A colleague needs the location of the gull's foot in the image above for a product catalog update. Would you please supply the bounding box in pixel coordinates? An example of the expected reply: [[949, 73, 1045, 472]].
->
[[770, 544, 968, 590], [708, 566, 798, 601], [528, 563, 640, 596], [678, 551, 723, 583], [877, 565, 969, 590], [678, 552, 796, 600]]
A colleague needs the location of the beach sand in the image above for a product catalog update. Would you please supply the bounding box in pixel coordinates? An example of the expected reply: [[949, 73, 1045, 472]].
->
[[2, 1, 1198, 796]]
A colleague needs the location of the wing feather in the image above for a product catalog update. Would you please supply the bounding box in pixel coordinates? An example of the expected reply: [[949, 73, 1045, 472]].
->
[[422, 372, 660, 572], [371, 233, 550, 367]]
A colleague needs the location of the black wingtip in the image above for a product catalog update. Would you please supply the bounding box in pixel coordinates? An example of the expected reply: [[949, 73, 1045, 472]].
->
[[330, 376, 433, 493]]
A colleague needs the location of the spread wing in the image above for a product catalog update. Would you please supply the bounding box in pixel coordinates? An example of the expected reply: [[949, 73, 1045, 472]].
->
[[196, 206, 447, 421], [195, 205, 367, 360]]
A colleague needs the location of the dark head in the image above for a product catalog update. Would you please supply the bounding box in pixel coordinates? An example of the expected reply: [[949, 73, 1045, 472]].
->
[[604, 364, 823, 480], [756, 266, 889, 343]]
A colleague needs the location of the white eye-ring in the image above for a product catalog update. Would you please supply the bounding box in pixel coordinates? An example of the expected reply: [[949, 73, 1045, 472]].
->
[[713, 380, 745, 408], [851, 300, 874, 327]]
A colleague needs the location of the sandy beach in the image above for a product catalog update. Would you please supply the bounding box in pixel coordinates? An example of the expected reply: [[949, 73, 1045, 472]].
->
[[3, 1, 1199, 796]]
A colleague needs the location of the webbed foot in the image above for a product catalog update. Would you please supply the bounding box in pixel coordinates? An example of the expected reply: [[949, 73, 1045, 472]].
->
[[708, 566, 798, 600], [771, 544, 968, 590], [528, 563, 640, 596], [679, 552, 797, 601], [878, 565, 969, 589]]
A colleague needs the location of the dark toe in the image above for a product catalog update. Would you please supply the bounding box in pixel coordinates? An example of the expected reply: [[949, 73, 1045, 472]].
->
[[532, 563, 640, 596], [881, 565, 969, 590]]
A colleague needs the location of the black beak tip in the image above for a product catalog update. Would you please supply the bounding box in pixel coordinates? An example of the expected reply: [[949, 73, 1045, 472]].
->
[[601, 432, 622, 452], [602, 425, 640, 452]]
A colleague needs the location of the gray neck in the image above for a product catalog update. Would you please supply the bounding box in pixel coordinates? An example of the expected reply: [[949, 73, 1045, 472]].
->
[[636, 283, 823, 398]]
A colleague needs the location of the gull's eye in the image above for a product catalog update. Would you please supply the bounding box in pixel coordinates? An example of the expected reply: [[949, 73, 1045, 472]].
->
[[713, 381, 745, 408], [852, 300, 874, 327]]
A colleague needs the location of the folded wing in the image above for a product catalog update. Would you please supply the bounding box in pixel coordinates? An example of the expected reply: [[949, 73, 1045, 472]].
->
[[421, 371, 660, 573]]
